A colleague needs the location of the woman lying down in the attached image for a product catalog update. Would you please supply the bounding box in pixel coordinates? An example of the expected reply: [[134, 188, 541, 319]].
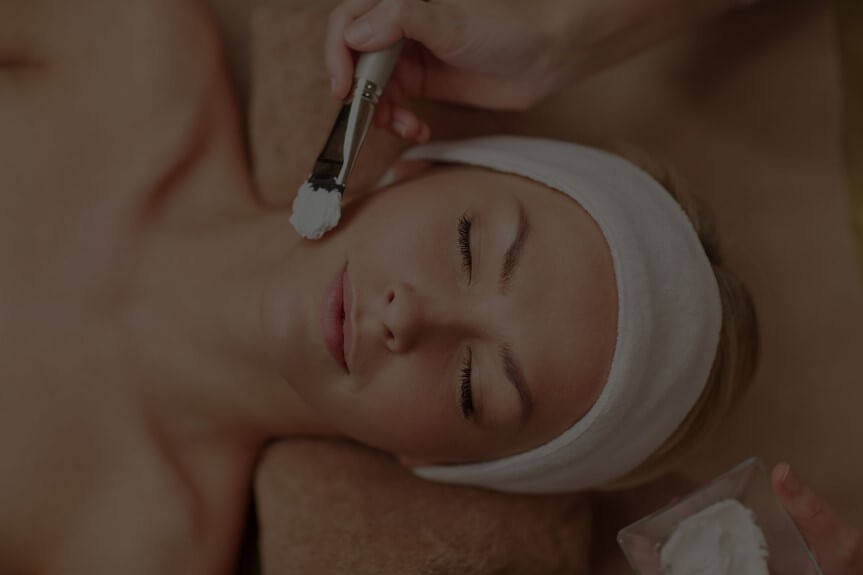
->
[[0, 0, 759, 573]]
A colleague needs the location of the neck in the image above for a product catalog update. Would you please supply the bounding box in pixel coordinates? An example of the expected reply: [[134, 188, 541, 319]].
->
[[124, 205, 342, 455]]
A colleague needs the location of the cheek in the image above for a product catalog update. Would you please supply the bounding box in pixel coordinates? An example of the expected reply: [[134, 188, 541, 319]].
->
[[371, 222, 446, 280], [343, 354, 460, 454], [346, 191, 453, 273]]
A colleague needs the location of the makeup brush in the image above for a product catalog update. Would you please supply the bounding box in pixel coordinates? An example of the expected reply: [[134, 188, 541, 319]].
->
[[290, 41, 404, 240]]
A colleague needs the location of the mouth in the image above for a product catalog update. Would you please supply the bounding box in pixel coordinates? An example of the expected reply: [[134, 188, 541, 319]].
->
[[343, 267, 355, 371], [321, 263, 353, 372]]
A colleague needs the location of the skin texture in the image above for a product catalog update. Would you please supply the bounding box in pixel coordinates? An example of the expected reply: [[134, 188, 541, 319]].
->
[[249, 1, 863, 573], [275, 165, 617, 464], [4, 0, 858, 573], [0, 0, 617, 572], [0, 2, 278, 572]]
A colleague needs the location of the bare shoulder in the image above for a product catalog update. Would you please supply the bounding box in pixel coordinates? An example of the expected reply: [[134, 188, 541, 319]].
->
[[1, 438, 244, 575], [0, 0, 232, 213], [0, 0, 219, 66], [0, 0, 227, 135], [43, 489, 223, 575]]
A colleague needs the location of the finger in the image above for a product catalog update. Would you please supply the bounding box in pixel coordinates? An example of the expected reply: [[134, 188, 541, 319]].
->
[[344, 0, 462, 56], [772, 463, 863, 568], [372, 82, 405, 128], [390, 106, 428, 142], [373, 98, 393, 129], [416, 120, 431, 144], [389, 43, 428, 100], [326, 0, 382, 99], [386, 78, 405, 105], [421, 64, 544, 110]]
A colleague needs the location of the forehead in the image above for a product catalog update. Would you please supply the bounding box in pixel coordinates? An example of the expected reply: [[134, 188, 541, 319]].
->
[[491, 169, 618, 442]]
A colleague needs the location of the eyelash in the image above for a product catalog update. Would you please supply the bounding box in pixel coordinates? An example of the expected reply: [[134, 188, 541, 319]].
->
[[457, 213, 474, 420], [460, 347, 474, 419], [457, 214, 473, 279]]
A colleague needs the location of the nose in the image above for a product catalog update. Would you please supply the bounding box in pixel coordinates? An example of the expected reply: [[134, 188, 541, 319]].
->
[[381, 282, 422, 352], [381, 281, 459, 353]]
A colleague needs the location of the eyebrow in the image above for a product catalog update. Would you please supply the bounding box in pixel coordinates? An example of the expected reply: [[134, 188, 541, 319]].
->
[[499, 200, 529, 293], [494, 200, 533, 424], [501, 344, 534, 424]]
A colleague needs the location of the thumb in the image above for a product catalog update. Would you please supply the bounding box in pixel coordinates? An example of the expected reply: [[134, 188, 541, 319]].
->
[[772, 462, 862, 568], [345, 0, 462, 55]]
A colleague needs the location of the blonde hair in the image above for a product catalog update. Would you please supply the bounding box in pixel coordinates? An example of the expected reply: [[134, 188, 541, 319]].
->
[[599, 151, 760, 490]]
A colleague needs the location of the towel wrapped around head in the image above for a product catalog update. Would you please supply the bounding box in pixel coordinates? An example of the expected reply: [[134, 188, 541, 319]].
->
[[387, 136, 724, 493]]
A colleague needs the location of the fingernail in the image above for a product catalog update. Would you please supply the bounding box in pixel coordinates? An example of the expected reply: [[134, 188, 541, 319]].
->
[[782, 464, 802, 494], [346, 20, 373, 46], [393, 121, 408, 138], [417, 124, 431, 143]]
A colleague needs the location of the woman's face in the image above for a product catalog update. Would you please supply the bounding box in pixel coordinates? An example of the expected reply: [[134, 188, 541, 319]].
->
[[265, 165, 617, 464]]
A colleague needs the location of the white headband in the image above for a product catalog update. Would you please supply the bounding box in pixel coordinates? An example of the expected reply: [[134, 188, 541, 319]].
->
[[395, 136, 722, 493]]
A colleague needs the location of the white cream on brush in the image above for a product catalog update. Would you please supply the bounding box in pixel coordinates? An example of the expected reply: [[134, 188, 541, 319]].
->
[[290, 42, 404, 241], [290, 182, 342, 240]]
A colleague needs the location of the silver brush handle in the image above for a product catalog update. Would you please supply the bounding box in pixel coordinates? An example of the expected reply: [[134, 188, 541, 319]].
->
[[353, 41, 404, 102], [311, 43, 406, 186], [332, 41, 405, 185]]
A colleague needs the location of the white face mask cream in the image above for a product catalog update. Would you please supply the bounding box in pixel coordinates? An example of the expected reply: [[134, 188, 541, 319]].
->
[[290, 182, 342, 240], [660, 499, 769, 575]]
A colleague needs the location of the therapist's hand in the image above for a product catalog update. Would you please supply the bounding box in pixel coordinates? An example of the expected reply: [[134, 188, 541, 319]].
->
[[772, 463, 863, 575], [326, 0, 582, 141], [326, 0, 748, 142]]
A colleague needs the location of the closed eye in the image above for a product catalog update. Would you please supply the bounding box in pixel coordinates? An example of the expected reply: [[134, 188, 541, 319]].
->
[[457, 214, 473, 281], [460, 347, 474, 419]]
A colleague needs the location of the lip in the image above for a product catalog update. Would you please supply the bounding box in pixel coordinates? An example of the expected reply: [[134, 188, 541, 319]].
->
[[343, 267, 355, 372], [321, 263, 348, 371]]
